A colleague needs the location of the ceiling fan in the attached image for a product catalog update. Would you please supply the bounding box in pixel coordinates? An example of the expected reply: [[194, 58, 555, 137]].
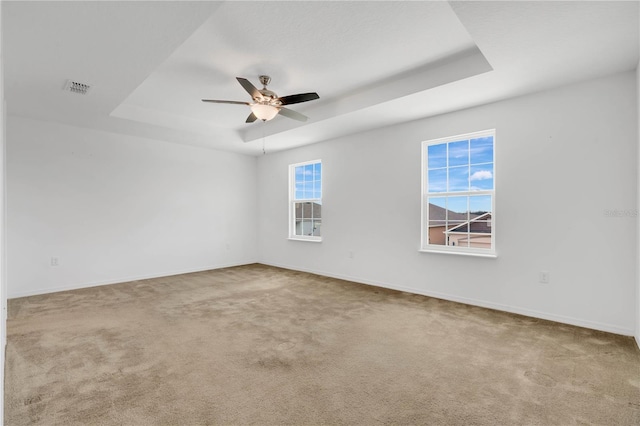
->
[[202, 75, 319, 123]]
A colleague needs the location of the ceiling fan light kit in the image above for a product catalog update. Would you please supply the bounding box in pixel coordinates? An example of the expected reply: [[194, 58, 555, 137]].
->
[[250, 103, 279, 121], [202, 75, 320, 123]]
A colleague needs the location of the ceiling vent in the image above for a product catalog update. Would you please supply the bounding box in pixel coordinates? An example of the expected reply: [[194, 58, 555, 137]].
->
[[63, 80, 91, 95]]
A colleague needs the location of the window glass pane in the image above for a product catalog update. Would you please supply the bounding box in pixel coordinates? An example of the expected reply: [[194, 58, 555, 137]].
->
[[296, 219, 314, 236], [304, 164, 313, 181], [295, 182, 304, 200], [469, 195, 491, 214], [428, 198, 447, 210], [314, 163, 322, 180], [428, 169, 447, 193], [467, 233, 491, 249], [470, 136, 494, 165], [295, 166, 305, 183], [448, 140, 469, 167], [302, 202, 312, 218], [305, 220, 315, 235], [312, 220, 321, 237], [427, 197, 447, 226], [428, 143, 447, 169], [447, 196, 469, 220], [304, 181, 313, 194], [428, 197, 447, 209], [314, 180, 321, 194], [303, 180, 313, 198], [470, 164, 493, 191], [468, 193, 492, 249], [312, 202, 322, 219], [428, 221, 447, 245], [448, 235, 469, 248], [448, 166, 469, 192]]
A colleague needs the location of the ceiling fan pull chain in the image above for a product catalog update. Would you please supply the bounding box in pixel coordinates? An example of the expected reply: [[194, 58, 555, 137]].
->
[[262, 123, 266, 155]]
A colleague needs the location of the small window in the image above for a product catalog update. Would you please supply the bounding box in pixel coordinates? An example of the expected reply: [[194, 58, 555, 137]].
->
[[421, 130, 495, 256], [289, 160, 322, 241]]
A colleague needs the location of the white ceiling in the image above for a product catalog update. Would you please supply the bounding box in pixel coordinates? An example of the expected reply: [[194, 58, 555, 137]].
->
[[4, 1, 639, 156]]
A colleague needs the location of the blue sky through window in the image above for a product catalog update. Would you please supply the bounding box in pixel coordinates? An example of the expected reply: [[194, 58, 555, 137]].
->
[[429, 197, 446, 210], [428, 195, 492, 214], [448, 196, 468, 216], [427, 144, 446, 169], [448, 140, 469, 167], [427, 136, 493, 194], [470, 195, 491, 213], [448, 166, 469, 192], [470, 137, 493, 164], [295, 161, 322, 200]]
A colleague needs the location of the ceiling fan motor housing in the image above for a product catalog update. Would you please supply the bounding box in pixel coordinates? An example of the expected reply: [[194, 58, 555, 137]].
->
[[259, 89, 278, 102], [257, 76, 278, 102]]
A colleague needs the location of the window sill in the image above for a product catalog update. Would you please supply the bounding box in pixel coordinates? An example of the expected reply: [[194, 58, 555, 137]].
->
[[288, 237, 322, 243], [419, 248, 497, 258]]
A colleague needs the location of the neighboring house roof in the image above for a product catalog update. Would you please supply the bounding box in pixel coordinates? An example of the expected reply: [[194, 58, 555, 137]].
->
[[445, 212, 492, 234], [428, 203, 481, 228], [294, 202, 322, 219]]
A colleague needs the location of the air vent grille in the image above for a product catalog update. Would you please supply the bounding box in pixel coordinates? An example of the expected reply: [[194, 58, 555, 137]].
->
[[64, 80, 91, 95]]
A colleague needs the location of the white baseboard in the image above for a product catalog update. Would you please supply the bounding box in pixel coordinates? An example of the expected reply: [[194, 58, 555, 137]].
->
[[261, 261, 636, 337], [8, 260, 258, 299]]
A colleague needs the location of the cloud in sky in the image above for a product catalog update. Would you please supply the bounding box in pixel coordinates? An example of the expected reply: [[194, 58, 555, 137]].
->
[[470, 170, 492, 181]]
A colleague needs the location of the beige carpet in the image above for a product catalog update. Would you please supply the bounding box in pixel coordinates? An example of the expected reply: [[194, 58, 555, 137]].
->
[[5, 264, 640, 425]]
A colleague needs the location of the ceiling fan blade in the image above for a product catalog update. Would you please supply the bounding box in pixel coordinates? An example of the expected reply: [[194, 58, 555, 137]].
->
[[202, 99, 250, 105], [278, 107, 308, 122], [246, 112, 258, 123], [236, 77, 261, 100], [278, 92, 320, 106]]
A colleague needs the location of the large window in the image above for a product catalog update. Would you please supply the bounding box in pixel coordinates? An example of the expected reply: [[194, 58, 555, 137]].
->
[[289, 160, 322, 241], [421, 130, 495, 256]]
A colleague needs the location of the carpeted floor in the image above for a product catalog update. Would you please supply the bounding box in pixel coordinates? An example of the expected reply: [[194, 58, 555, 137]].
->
[[5, 264, 640, 425]]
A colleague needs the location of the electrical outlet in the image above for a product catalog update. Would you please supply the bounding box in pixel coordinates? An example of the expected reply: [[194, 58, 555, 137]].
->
[[539, 271, 549, 283], [51, 257, 59, 267]]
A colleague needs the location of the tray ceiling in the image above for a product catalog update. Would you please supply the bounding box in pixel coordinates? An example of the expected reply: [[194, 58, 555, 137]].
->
[[4, 1, 639, 155]]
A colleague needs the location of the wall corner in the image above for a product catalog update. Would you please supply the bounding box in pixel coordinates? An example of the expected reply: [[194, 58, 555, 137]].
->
[[636, 57, 640, 350]]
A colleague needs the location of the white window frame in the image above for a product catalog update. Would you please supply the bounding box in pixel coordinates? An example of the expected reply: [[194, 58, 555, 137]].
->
[[420, 129, 496, 257], [288, 159, 322, 242]]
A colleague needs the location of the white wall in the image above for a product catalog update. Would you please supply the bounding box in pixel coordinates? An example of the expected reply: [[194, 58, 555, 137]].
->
[[7, 117, 258, 297], [1, 0, 6, 420], [258, 70, 638, 336], [637, 59, 640, 348]]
